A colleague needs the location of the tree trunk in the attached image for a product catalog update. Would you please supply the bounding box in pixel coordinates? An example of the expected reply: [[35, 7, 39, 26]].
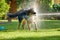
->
[[8, 0, 17, 22]]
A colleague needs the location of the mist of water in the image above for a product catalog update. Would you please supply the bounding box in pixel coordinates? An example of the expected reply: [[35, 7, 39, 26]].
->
[[29, 0, 42, 30], [23, 0, 60, 30]]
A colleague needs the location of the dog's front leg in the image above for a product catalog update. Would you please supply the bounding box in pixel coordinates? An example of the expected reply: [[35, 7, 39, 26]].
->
[[34, 22, 37, 30], [27, 21, 31, 30], [28, 23, 30, 30]]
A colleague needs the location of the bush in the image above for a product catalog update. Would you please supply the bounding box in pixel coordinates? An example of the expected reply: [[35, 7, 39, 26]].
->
[[52, 4, 60, 12], [0, 0, 9, 17]]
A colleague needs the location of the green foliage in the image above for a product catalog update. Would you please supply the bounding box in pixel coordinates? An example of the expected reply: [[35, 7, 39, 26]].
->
[[5, 0, 11, 4], [0, 0, 9, 17], [16, 0, 30, 8], [16, 0, 23, 7], [40, 0, 52, 12], [52, 4, 60, 12]]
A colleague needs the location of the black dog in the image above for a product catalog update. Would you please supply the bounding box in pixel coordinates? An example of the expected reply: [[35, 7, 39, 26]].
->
[[7, 9, 37, 30]]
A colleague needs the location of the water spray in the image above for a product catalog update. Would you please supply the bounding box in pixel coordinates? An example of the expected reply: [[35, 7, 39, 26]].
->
[[23, 0, 60, 30], [36, 13, 60, 15], [30, 0, 41, 30]]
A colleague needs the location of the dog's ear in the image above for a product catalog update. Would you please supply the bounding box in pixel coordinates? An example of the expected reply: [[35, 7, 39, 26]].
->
[[29, 9, 36, 14], [26, 8, 36, 15]]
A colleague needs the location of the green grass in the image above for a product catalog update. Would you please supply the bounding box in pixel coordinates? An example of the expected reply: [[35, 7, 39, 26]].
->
[[0, 20, 60, 40], [0, 31, 60, 40], [41, 20, 60, 29]]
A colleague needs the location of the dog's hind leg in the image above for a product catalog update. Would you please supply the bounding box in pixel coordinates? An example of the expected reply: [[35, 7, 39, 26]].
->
[[22, 19, 27, 29]]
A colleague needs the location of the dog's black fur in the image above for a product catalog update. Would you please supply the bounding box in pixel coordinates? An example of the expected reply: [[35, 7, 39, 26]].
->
[[7, 9, 36, 30], [7, 9, 36, 22]]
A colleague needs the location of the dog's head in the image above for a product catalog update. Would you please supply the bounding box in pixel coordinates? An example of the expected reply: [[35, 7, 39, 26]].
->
[[26, 8, 36, 16]]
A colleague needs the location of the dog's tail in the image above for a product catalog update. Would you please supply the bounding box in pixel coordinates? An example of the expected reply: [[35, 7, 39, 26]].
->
[[7, 13, 18, 18]]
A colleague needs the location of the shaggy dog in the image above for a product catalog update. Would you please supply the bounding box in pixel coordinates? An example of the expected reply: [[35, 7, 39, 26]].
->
[[7, 9, 37, 30]]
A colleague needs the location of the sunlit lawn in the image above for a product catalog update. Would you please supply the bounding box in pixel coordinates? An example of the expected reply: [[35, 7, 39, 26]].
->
[[0, 20, 60, 40]]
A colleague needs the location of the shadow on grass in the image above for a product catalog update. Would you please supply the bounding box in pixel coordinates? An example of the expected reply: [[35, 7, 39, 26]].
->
[[1, 36, 60, 40]]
